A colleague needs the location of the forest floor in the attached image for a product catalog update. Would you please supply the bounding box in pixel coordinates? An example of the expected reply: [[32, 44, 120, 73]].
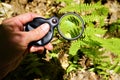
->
[[0, 0, 120, 80]]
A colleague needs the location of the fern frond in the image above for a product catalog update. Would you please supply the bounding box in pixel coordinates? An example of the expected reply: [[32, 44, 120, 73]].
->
[[83, 14, 105, 23], [101, 38, 120, 55], [59, 2, 104, 14], [59, 1, 109, 28], [69, 40, 81, 56]]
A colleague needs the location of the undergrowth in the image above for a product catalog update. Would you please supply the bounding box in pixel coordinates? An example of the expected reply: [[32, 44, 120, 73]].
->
[[56, 0, 120, 79], [1, 0, 120, 80]]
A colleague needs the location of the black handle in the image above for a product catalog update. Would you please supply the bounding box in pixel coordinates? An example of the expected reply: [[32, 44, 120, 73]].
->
[[25, 16, 59, 46]]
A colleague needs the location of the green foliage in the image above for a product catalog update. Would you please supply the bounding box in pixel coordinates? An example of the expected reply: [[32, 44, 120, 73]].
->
[[3, 0, 120, 79], [68, 24, 120, 79], [107, 19, 120, 37], [57, 0, 120, 79], [57, 1, 104, 12], [69, 40, 81, 56], [4, 54, 65, 80], [66, 63, 81, 73], [58, 1, 109, 28]]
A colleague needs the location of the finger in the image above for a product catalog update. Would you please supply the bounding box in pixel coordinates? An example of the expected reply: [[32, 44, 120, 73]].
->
[[44, 43, 53, 50], [3, 13, 40, 25], [29, 43, 53, 53], [30, 46, 44, 53], [26, 23, 50, 42], [15, 13, 41, 24], [2, 13, 41, 30]]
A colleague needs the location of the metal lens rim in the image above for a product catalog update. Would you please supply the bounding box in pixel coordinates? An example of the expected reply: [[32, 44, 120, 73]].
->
[[58, 12, 85, 40]]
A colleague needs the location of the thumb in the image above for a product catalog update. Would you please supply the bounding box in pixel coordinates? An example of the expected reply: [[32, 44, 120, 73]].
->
[[26, 23, 50, 42]]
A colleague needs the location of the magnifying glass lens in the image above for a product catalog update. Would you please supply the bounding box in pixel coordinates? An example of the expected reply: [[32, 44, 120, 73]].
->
[[58, 13, 84, 40]]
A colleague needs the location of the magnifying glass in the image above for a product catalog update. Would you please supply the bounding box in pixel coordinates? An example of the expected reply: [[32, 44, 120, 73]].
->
[[58, 13, 84, 40], [25, 13, 85, 46]]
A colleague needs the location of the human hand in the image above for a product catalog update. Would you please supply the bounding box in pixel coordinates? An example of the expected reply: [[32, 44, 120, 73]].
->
[[1, 13, 53, 53], [0, 13, 53, 79]]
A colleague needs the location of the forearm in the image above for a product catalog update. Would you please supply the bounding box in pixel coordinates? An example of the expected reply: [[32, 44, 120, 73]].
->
[[0, 45, 27, 79], [0, 24, 27, 79], [0, 52, 24, 79]]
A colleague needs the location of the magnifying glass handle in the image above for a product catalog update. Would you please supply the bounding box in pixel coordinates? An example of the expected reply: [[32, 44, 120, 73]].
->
[[25, 17, 59, 46]]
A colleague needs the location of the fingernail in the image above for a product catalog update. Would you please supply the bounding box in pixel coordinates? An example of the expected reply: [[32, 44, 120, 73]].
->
[[41, 23, 50, 32]]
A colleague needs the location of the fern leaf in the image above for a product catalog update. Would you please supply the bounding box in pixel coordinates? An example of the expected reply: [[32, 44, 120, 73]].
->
[[101, 38, 120, 55], [69, 40, 81, 56]]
